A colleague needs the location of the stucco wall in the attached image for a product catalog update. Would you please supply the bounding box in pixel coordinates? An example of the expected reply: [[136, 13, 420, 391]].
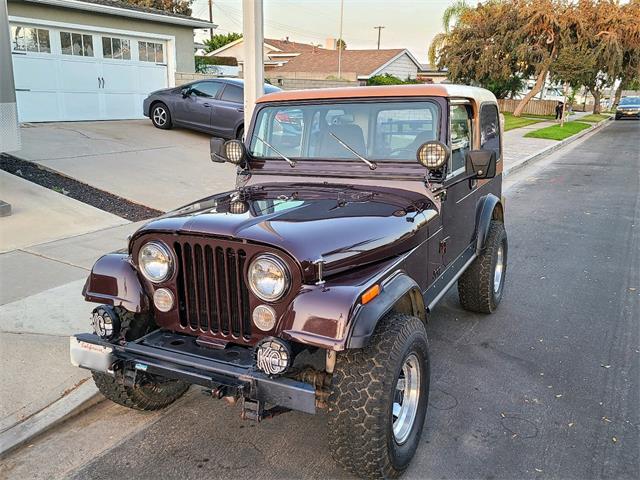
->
[[378, 53, 418, 80], [7, 0, 196, 72]]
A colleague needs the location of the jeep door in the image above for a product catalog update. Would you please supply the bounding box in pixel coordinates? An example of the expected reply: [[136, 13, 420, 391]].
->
[[441, 103, 477, 263], [173, 81, 223, 131]]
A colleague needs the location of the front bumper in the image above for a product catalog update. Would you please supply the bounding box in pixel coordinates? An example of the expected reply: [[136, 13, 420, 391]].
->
[[616, 109, 640, 118], [142, 98, 151, 117], [70, 330, 316, 414]]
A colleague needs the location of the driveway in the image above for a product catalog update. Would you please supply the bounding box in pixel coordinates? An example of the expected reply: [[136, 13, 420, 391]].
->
[[13, 120, 237, 212]]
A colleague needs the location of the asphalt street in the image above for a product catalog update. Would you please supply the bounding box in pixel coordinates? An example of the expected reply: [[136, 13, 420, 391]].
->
[[2, 120, 638, 480]]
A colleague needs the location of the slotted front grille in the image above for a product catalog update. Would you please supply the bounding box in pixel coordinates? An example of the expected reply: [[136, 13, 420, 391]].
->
[[174, 241, 252, 340]]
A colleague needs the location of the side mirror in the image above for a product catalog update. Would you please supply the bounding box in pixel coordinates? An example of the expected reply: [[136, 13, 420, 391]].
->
[[181, 88, 191, 98], [466, 150, 497, 179], [210, 137, 226, 163]]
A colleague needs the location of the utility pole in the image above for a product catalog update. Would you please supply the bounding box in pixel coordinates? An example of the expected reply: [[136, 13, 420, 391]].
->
[[374, 25, 385, 49], [337, 0, 344, 79], [208, 0, 214, 40], [243, 0, 264, 131]]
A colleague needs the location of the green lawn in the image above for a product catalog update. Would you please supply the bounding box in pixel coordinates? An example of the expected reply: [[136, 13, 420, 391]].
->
[[502, 113, 546, 131], [524, 121, 592, 141], [579, 113, 611, 122]]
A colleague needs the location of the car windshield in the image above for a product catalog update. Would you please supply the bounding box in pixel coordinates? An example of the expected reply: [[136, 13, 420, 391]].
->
[[619, 97, 640, 105], [249, 100, 440, 162]]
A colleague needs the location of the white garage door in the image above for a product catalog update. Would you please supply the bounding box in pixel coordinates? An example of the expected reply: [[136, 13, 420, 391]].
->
[[10, 23, 169, 122]]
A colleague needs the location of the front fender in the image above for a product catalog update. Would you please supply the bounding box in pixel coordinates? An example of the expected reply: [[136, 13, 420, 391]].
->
[[474, 193, 503, 253], [82, 253, 150, 313]]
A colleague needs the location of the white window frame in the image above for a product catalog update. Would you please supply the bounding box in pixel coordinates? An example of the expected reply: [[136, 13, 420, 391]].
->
[[101, 35, 132, 60], [10, 24, 52, 54]]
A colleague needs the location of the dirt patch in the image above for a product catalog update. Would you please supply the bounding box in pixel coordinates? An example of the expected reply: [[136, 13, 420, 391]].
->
[[0, 154, 163, 221]]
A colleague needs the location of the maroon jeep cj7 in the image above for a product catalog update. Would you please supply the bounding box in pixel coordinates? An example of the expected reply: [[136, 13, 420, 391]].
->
[[71, 84, 507, 478]]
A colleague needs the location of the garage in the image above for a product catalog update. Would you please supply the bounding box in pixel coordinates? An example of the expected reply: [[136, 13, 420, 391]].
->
[[7, 0, 213, 123]]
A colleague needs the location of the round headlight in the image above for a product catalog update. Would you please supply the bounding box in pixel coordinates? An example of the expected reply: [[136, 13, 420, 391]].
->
[[138, 241, 173, 283], [248, 254, 290, 302], [417, 141, 450, 170], [224, 139, 245, 165]]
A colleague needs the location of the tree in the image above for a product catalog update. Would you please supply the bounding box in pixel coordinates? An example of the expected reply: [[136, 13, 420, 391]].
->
[[121, 0, 193, 16], [428, 0, 469, 65], [432, 1, 527, 99], [612, 0, 640, 106], [336, 38, 347, 51], [204, 32, 243, 54]]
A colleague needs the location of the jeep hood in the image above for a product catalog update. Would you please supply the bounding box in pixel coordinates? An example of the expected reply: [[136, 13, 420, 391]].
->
[[132, 183, 438, 280]]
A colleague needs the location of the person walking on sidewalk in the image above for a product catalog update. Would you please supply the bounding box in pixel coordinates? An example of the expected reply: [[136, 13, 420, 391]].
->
[[555, 101, 564, 121]]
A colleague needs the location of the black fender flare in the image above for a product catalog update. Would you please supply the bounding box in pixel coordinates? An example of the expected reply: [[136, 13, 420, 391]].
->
[[474, 193, 503, 254], [346, 273, 425, 349]]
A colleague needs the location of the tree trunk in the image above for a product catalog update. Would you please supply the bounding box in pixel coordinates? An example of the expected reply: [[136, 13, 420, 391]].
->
[[513, 68, 548, 117], [592, 90, 601, 114]]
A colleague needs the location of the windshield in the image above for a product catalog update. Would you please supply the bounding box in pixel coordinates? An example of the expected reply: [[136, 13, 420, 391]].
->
[[619, 97, 640, 106], [249, 100, 440, 162]]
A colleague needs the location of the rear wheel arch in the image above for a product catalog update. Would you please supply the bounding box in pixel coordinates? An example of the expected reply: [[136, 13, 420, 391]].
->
[[474, 193, 504, 253]]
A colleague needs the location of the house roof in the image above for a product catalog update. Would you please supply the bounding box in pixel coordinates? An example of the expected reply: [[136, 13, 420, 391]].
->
[[264, 38, 320, 53], [20, 0, 215, 28], [257, 84, 498, 107], [273, 48, 420, 79]]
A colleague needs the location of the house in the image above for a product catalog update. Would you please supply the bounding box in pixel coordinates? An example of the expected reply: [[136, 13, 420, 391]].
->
[[7, 0, 214, 122], [417, 64, 448, 84], [270, 48, 422, 83], [206, 36, 322, 72]]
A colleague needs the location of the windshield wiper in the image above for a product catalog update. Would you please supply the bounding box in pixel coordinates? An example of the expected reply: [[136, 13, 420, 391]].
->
[[254, 136, 297, 168], [329, 132, 377, 170]]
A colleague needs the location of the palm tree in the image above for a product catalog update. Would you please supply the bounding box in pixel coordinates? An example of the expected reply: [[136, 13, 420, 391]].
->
[[428, 0, 470, 66]]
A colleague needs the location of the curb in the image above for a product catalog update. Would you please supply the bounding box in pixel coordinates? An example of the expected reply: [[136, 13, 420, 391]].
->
[[0, 379, 102, 458], [504, 118, 611, 177]]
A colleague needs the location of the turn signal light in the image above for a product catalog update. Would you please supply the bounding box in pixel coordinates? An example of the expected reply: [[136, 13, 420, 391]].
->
[[361, 284, 381, 305]]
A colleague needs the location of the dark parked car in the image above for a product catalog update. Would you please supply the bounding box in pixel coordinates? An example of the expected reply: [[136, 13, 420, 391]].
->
[[142, 78, 280, 139], [72, 84, 507, 479], [615, 96, 640, 120]]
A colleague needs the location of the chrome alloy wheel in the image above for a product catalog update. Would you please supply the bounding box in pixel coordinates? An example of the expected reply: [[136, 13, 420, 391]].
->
[[392, 353, 422, 444], [494, 244, 504, 293], [153, 106, 167, 126]]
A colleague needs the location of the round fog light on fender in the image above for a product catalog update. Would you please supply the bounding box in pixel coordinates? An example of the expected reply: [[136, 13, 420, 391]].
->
[[153, 288, 174, 312], [253, 304, 277, 331], [91, 305, 120, 341], [255, 338, 292, 375]]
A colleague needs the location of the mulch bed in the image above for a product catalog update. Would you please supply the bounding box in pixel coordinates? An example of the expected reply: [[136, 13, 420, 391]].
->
[[0, 153, 163, 222]]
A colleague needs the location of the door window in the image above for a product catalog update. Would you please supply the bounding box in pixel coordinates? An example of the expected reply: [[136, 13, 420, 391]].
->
[[139, 41, 164, 63], [449, 105, 472, 176], [102, 36, 131, 60], [190, 82, 223, 98], [60, 31, 94, 56], [480, 104, 501, 159], [220, 85, 243, 103], [10, 25, 50, 53]]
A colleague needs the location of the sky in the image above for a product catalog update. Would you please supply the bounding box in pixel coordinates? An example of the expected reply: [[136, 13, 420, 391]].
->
[[190, 0, 458, 64]]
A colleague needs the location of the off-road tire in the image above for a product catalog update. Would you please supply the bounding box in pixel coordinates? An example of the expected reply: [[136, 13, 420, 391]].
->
[[458, 220, 507, 313], [92, 371, 189, 411], [328, 314, 430, 479], [150, 102, 172, 130]]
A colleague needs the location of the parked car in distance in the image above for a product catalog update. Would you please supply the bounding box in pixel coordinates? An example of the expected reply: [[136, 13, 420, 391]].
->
[[615, 96, 640, 120], [143, 78, 280, 139], [73, 84, 507, 479]]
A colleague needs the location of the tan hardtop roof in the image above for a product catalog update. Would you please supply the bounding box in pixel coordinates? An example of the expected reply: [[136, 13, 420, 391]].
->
[[257, 84, 497, 105]]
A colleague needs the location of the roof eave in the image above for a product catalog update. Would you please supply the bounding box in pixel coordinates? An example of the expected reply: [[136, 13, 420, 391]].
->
[[24, 0, 216, 28]]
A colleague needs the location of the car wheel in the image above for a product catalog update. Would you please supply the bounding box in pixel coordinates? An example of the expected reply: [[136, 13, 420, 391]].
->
[[151, 102, 172, 130], [328, 313, 430, 479], [458, 220, 508, 313]]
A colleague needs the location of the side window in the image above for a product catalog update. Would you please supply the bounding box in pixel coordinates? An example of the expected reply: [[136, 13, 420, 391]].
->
[[480, 104, 501, 159], [190, 82, 222, 98], [60, 31, 93, 56], [449, 105, 472, 175], [10, 26, 51, 53], [220, 85, 243, 103]]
